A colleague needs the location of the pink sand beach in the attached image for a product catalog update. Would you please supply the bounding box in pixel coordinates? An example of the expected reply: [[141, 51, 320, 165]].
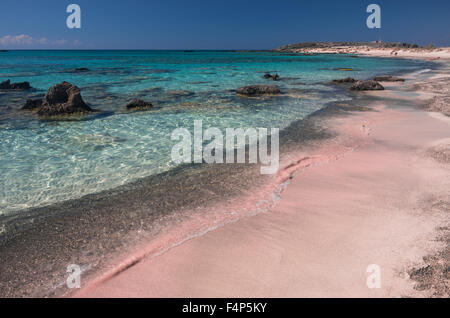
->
[[75, 53, 450, 298]]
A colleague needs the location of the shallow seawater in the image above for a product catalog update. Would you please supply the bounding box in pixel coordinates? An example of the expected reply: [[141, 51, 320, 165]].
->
[[0, 51, 431, 214]]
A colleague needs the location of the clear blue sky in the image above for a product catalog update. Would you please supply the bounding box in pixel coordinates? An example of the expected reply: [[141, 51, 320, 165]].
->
[[0, 0, 449, 49]]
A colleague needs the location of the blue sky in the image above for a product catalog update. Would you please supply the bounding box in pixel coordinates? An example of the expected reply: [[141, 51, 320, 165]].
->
[[0, 0, 449, 49]]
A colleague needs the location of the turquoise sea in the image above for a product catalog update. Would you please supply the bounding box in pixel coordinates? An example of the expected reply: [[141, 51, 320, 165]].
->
[[0, 50, 431, 215]]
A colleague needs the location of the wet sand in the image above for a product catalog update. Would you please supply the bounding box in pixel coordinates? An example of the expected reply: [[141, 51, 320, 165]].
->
[[76, 69, 450, 298]]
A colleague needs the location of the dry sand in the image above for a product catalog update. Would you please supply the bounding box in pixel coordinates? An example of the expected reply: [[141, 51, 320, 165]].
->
[[283, 45, 450, 61], [75, 56, 450, 298]]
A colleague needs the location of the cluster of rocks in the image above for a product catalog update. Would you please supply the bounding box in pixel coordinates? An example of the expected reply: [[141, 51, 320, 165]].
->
[[18, 81, 157, 117], [331, 75, 406, 91], [350, 80, 384, 91], [262, 73, 280, 81], [236, 85, 280, 97], [331, 77, 384, 90], [0, 79, 32, 90], [22, 99, 42, 110], [22, 82, 93, 116], [373, 75, 405, 82], [6, 69, 406, 118], [126, 99, 153, 110], [331, 77, 356, 84]]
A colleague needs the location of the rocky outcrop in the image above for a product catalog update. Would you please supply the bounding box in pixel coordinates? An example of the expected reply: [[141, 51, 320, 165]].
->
[[22, 99, 42, 110], [373, 75, 405, 82], [36, 82, 93, 116], [236, 85, 280, 96], [263, 73, 280, 81], [0, 79, 32, 90], [126, 99, 153, 110], [331, 77, 356, 84], [350, 80, 384, 91]]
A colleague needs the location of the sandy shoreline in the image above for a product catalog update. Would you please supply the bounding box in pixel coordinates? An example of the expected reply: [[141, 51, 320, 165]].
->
[[1, 50, 448, 298], [276, 45, 450, 61], [75, 55, 450, 298]]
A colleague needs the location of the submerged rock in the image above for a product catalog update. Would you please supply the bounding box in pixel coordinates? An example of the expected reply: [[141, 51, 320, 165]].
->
[[126, 99, 153, 110], [373, 75, 405, 82], [262, 73, 280, 81], [167, 90, 194, 97], [334, 68, 355, 71], [350, 80, 384, 91], [331, 77, 356, 84], [145, 69, 178, 74], [22, 99, 42, 110], [236, 85, 281, 96], [37, 82, 93, 116], [0, 79, 32, 90], [71, 67, 90, 72]]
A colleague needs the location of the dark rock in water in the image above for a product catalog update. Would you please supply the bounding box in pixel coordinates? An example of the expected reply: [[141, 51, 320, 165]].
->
[[145, 69, 178, 74], [0, 79, 32, 90], [0, 50, 8, 52], [263, 73, 280, 81], [142, 87, 164, 93], [350, 80, 384, 91], [236, 85, 281, 96], [126, 99, 153, 110], [334, 68, 355, 71], [44, 82, 82, 105], [167, 90, 194, 97], [72, 67, 90, 72], [0, 80, 12, 89], [37, 81, 93, 116], [331, 77, 356, 84], [373, 75, 405, 82], [22, 99, 42, 110], [11, 82, 31, 89]]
